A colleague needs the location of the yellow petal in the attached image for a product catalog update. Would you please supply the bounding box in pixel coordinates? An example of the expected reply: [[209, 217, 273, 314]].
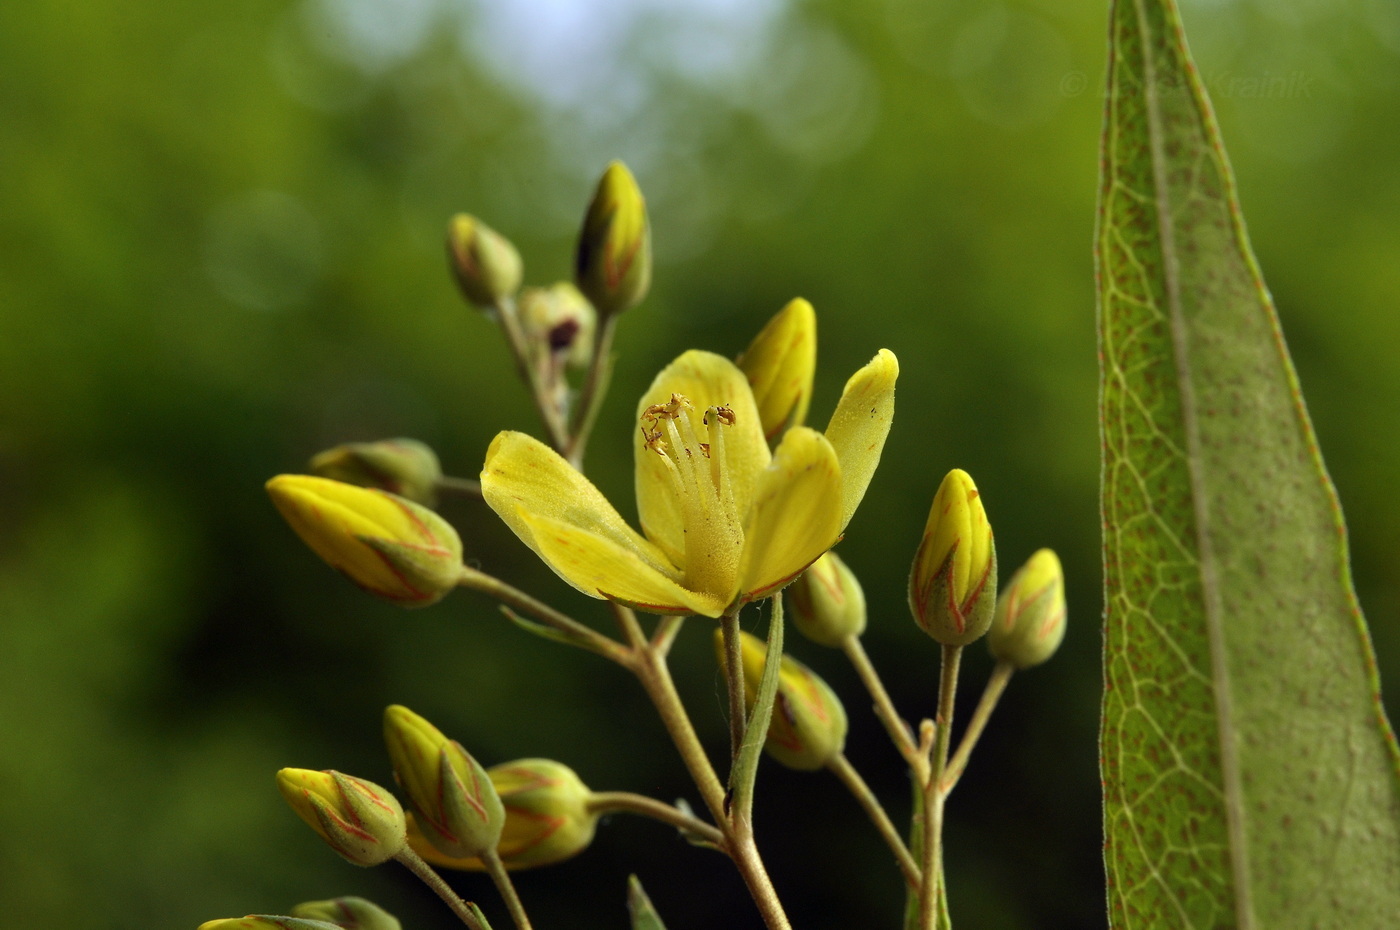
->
[[737, 297, 817, 440], [738, 427, 843, 601], [823, 349, 898, 529], [482, 430, 674, 574], [633, 350, 770, 563], [517, 510, 727, 617]]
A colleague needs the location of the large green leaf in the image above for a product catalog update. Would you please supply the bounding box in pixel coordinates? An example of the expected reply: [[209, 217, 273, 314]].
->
[[1096, 0, 1400, 926]]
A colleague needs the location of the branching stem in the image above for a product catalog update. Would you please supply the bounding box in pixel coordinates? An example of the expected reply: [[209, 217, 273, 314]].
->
[[943, 660, 1014, 792], [828, 751, 920, 888], [396, 847, 489, 930], [919, 644, 962, 930]]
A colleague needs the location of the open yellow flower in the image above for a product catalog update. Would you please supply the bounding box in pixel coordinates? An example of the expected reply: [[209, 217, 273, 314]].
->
[[482, 348, 897, 617]]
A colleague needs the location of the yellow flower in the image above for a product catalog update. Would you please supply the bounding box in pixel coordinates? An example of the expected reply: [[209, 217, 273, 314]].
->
[[909, 468, 997, 645], [407, 759, 598, 872], [481, 348, 898, 617], [737, 297, 817, 441], [266, 475, 463, 607], [715, 629, 848, 771]]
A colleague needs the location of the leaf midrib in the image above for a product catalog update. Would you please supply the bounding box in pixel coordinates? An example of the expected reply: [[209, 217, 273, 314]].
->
[[1129, 0, 1254, 924]]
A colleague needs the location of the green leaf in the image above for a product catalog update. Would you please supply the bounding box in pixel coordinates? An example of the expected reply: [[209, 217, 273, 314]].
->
[[1096, 0, 1400, 926], [730, 595, 785, 821], [626, 875, 668, 930]]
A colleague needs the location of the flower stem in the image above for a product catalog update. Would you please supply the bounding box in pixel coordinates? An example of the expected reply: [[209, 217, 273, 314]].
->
[[457, 567, 629, 664], [943, 660, 1014, 792], [435, 475, 483, 498], [828, 751, 921, 889], [565, 314, 618, 468], [650, 614, 684, 657], [586, 791, 726, 848], [842, 634, 926, 780], [919, 644, 962, 930], [721, 608, 747, 764], [492, 296, 572, 454], [481, 848, 533, 930], [395, 847, 490, 930]]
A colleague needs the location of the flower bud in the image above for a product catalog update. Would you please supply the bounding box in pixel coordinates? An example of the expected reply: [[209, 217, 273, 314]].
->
[[383, 705, 504, 861], [275, 769, 406, 867], [989, 548, 1066, 669], [447, 214, 523, 308], [737, 297, 816, 441], [291, 897, 401, 930], [518, 281, 597, 370], [266, 475, 463, 607], [909, 469, 998, 645], [408, 758, 598, 871], [574, 161, 650, 317], [309, 439, 442, 508], [198, 918, 344, 930], [788, 550, 866, 648], [714, 629, 848, 771]]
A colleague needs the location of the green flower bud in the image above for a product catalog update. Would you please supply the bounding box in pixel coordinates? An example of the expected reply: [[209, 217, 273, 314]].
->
[[737, 297, 817, 441], [266, 475, 464, 608], [309, 439, 442, 508], [909, 469, 998, 645], [408, 759, 598, 871], [518, 282, 597, 370], [275, 769, 406, 867], [715, 629, 848, 771], [989, 548, 1066, 669], [383, 705, 504, 860], [291, 897, 401, 930], [198, 918, 344, 930], [789, 550, 866, 647], [447, 213, 523, 308], [574, 161, 651, 317]]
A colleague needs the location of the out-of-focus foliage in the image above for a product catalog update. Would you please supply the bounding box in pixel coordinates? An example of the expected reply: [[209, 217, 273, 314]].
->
[[0, 0, 1395, 928]]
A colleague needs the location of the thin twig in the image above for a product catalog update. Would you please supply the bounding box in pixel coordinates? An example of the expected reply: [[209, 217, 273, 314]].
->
[[943, 660, 1014, 792], [828, 752, 921, 889], [565, 314, 618, 468], [395, 848, 490, 930], [919, 644, 962, 930], [458, 567, 628, 664], [481, 848, 533, 930], [436, 475, 483, 498], [842, 634, 926, 780], [586, 791, 726, 848]]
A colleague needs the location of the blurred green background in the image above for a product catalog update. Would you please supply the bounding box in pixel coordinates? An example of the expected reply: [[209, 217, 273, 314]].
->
[[2, 0, 1397, 927]]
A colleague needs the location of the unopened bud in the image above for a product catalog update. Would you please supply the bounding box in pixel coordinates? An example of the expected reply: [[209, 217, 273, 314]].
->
[[275, 769, 406, 867], [909, 469, 998, 645], [309, 439, 442, 508], [737, 297, 816, 441], [788, 551, 866, 647], [448, 214, 523, 308], [989, 548, 1066, 669], [383, 705, 504, 861], [409, 758, 598, 871], [715, 629, 848, 771], [290, 898, 401, 930], [198, 918, 343, 930], [575, 161, 650, 317], [518, 282, 597, 370], [266, 475, 463, 607]]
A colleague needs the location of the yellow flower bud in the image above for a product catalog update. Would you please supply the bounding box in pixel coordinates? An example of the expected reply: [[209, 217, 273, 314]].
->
[[266, 475, 463, 607], [382, 705, 504, 861], [788, 551, 866, 647], [447, 213, 523, 308], [714, 629, 848, 771], [909, 468, 998, 645], [989, 548, 1066, 669], [198, 918, 344, 930], [275, 769, 406, 867], [408, 758, 598, 871], [518, 281, 597, 370], [574, 161, 651, 317], [737, 297, 817, 441], [309, 439, 442, 508], [290, 897, 401, 930]]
